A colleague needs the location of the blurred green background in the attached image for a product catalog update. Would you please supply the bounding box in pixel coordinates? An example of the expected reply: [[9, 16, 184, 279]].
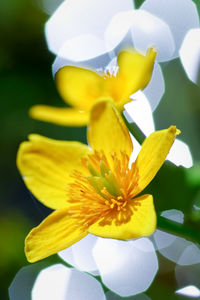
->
[[0, 1, 86, 298], [0, 0, 200, 299]]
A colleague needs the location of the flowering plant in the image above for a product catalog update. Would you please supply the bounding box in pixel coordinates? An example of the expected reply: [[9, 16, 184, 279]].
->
[[17, 99, 179, 263], [8, 1, 200, 299]]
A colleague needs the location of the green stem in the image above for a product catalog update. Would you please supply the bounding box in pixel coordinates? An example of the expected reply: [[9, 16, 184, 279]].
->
[[157, 215, 200, 245], [134, 0, 145, 8], [122, 112, 146, 144]]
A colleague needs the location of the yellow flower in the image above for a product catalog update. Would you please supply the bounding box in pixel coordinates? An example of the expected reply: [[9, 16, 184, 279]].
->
[[17, 100, 180, 263], [29, 48, 156, 126]]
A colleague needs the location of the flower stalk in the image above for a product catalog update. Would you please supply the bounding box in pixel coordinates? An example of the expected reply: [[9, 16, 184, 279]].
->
[[157, 214, 200, 244], [134, 0, 145, 9], [122, 112, 146, 144]]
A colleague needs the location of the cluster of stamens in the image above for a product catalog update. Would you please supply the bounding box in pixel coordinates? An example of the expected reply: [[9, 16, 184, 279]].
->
[[67, 150, 140, 228]]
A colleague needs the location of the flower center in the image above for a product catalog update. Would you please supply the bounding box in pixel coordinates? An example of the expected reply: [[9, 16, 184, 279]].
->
[[67, 150, 140, 228]]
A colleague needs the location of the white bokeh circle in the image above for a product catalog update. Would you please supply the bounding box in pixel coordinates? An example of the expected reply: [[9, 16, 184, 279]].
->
[[180, 28, 200, 84], [32, 264, 106, 300]]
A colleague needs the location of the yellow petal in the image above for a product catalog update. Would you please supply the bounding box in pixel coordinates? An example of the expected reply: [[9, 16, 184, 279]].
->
[[135, 126, 181, 193], [108, 48, 157, 106], [17, 134, 89, 210], [29, 105, 89, 126], [25, 208, 88, 262], [88, 194, 156, 239], [88, 99, 133, 160], [56, 66, 106, 110]]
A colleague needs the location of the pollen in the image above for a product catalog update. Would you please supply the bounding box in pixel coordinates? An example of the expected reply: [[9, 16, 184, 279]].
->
[[67, 150, 140, 228]]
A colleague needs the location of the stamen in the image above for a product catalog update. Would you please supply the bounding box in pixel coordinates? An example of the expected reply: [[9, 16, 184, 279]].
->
[[67, 150, 140, 228]]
